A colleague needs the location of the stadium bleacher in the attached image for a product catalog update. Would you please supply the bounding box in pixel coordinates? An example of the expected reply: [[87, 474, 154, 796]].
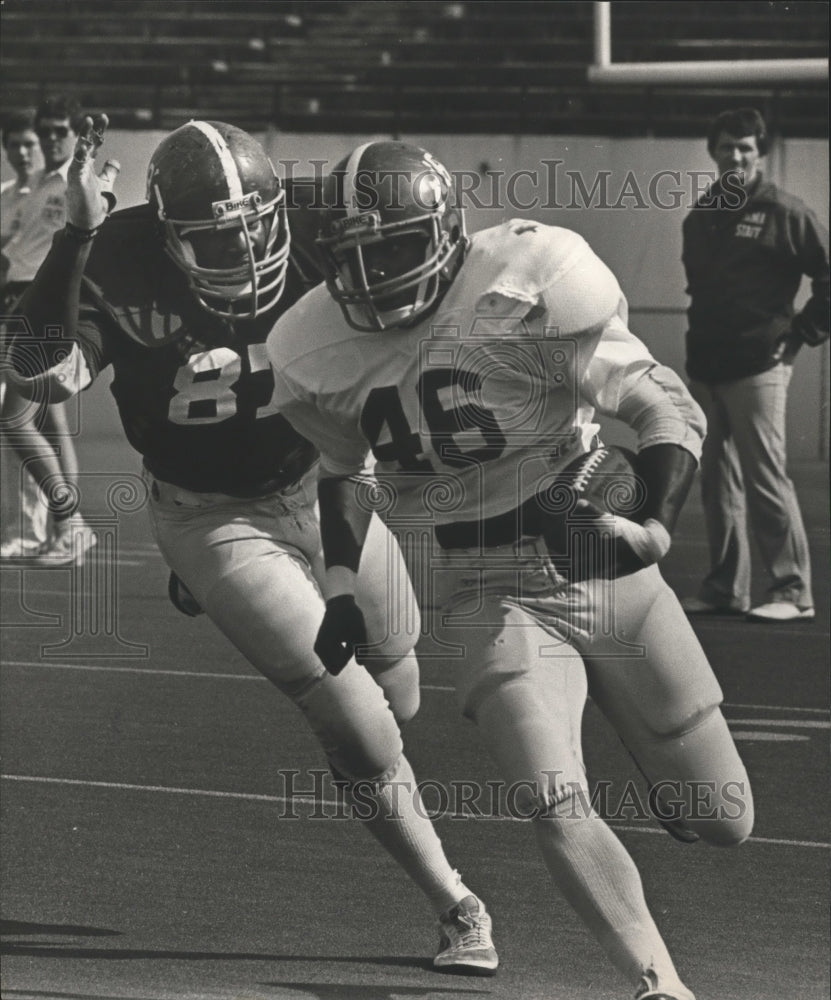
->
[[0, 0, 827, 136]]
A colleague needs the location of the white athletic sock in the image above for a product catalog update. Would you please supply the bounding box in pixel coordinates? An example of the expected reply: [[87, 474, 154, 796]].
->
[[345, 754, 472, 915], [533, 807, 689, 992]]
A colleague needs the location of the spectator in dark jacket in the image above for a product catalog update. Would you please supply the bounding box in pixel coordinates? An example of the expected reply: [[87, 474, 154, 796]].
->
[[681, 107, 829, 623]]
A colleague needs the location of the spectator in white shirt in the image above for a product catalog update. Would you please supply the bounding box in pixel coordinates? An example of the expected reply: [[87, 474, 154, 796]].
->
[[1, 110, 48, 557], [1, 98, 94, 565]]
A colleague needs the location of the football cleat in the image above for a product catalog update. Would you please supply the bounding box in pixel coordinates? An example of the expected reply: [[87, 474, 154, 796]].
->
[[635, 970, 696, 999], [168, 571, 204, 617], [433, 894, 498, 976], [0, 537, 48, 560], [636, 988, 696, 1000], [32, 515, 97, 567]]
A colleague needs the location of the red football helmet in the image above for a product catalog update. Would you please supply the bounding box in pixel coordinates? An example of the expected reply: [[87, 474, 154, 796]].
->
[[146, 120, 289, 320], [317, 141, 467, 332]]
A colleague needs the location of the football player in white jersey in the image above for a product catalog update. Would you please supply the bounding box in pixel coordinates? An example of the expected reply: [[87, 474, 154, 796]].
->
[[267, 141, 755, 1000], [6, 122, 499, 976]]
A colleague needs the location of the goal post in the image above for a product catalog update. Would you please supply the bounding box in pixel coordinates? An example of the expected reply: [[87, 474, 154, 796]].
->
[[587, 1, 828, 85]]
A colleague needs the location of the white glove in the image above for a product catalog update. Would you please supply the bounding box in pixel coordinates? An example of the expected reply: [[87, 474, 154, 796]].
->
[[608, 513, 671, 565], [572, 500, 671, 579]]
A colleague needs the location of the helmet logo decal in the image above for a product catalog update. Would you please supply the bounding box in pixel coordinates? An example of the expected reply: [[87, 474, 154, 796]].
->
[[328, 211, 380, 236], [212, 191, 263, 219], [415, 172, 446, 213], [422, 150, 452, 188], [145, 162, 157, 202]]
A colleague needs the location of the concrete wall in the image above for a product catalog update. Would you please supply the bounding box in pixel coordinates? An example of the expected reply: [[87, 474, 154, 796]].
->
[[5, 130, 827, 458]]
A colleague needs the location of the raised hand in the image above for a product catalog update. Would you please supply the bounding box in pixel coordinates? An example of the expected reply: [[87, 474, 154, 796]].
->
[[66, 113, 121, 232]]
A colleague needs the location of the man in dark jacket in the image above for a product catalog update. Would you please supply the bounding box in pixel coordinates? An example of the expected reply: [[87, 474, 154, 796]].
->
[[681, 107, 829, 623]]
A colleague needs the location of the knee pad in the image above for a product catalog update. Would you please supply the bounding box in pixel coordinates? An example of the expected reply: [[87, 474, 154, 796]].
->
[[650, 775, 754, 847], [295, 665, 404, 782], [470, 666, 589, 825], [649, 700, 722, 742], [522, 778, 594, 823], [636, 705, 754, 847], [369, 651, 420, 727], [329, 752, 405, 801]]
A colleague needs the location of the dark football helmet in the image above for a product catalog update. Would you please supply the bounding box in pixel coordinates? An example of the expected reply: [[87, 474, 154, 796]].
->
[[146, 120, 290, 321], [317, 141, 467, 332]]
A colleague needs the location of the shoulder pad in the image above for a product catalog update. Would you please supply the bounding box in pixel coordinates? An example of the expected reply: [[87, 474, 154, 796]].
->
[[472, 222, 621, 333], [473, 221, 590, 299], [84, 205, 163, 304], [82, 204, 191, 347]]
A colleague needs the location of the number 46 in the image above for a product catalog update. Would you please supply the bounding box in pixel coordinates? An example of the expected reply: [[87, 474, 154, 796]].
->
[[360, 369, 506, 471]]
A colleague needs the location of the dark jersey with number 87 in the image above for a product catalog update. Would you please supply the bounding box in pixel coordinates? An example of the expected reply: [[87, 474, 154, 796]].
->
[[73, 199, 320, 497]]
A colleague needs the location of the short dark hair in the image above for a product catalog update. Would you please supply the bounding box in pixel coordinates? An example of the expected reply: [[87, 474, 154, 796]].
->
[[2, 109, 37, 147], [35, 94, 83, 133], [707, 108, 769, 157]]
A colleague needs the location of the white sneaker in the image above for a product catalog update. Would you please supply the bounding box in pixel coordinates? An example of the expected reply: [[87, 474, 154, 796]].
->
[[746, 602, 815, 623], [434, 894, 498, 976], [0, 537, 47, 560], [33, 515, 97, 567]]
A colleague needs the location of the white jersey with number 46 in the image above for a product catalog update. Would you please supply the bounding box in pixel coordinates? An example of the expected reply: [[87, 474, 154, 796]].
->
[[267, 220, 705, 526]]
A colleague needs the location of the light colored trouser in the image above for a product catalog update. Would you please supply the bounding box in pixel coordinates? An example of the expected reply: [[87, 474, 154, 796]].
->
[[0, 430, 48, 549], [144, 466, 420, 781], [0, 368, 47, 548], [0, 374, 48, 552], [408, 535, 753, 843], [690, 365, 813, 609]]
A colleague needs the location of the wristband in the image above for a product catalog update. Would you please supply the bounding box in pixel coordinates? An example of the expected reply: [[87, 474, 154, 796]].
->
[[65, 222, 100, 244]]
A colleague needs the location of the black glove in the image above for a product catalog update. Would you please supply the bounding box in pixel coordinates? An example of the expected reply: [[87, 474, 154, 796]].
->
[[314, 594, 368, 675]]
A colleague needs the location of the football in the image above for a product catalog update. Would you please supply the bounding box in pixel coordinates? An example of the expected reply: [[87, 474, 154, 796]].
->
[[558, 445, 645, 520], [537, 445, 652, 579]]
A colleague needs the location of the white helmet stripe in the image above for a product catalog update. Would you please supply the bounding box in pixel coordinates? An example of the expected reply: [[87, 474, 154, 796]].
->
[[342, 141, 376, 217], [190, 120, 244, 200]]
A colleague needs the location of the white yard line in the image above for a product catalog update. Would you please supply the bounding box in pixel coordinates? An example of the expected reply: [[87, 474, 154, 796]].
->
[[2, 772, 829, 851], [3, 660, 830, 720]]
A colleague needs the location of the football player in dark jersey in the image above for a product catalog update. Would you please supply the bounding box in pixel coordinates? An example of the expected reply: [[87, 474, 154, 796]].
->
[[5, 115, 497, 974]]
